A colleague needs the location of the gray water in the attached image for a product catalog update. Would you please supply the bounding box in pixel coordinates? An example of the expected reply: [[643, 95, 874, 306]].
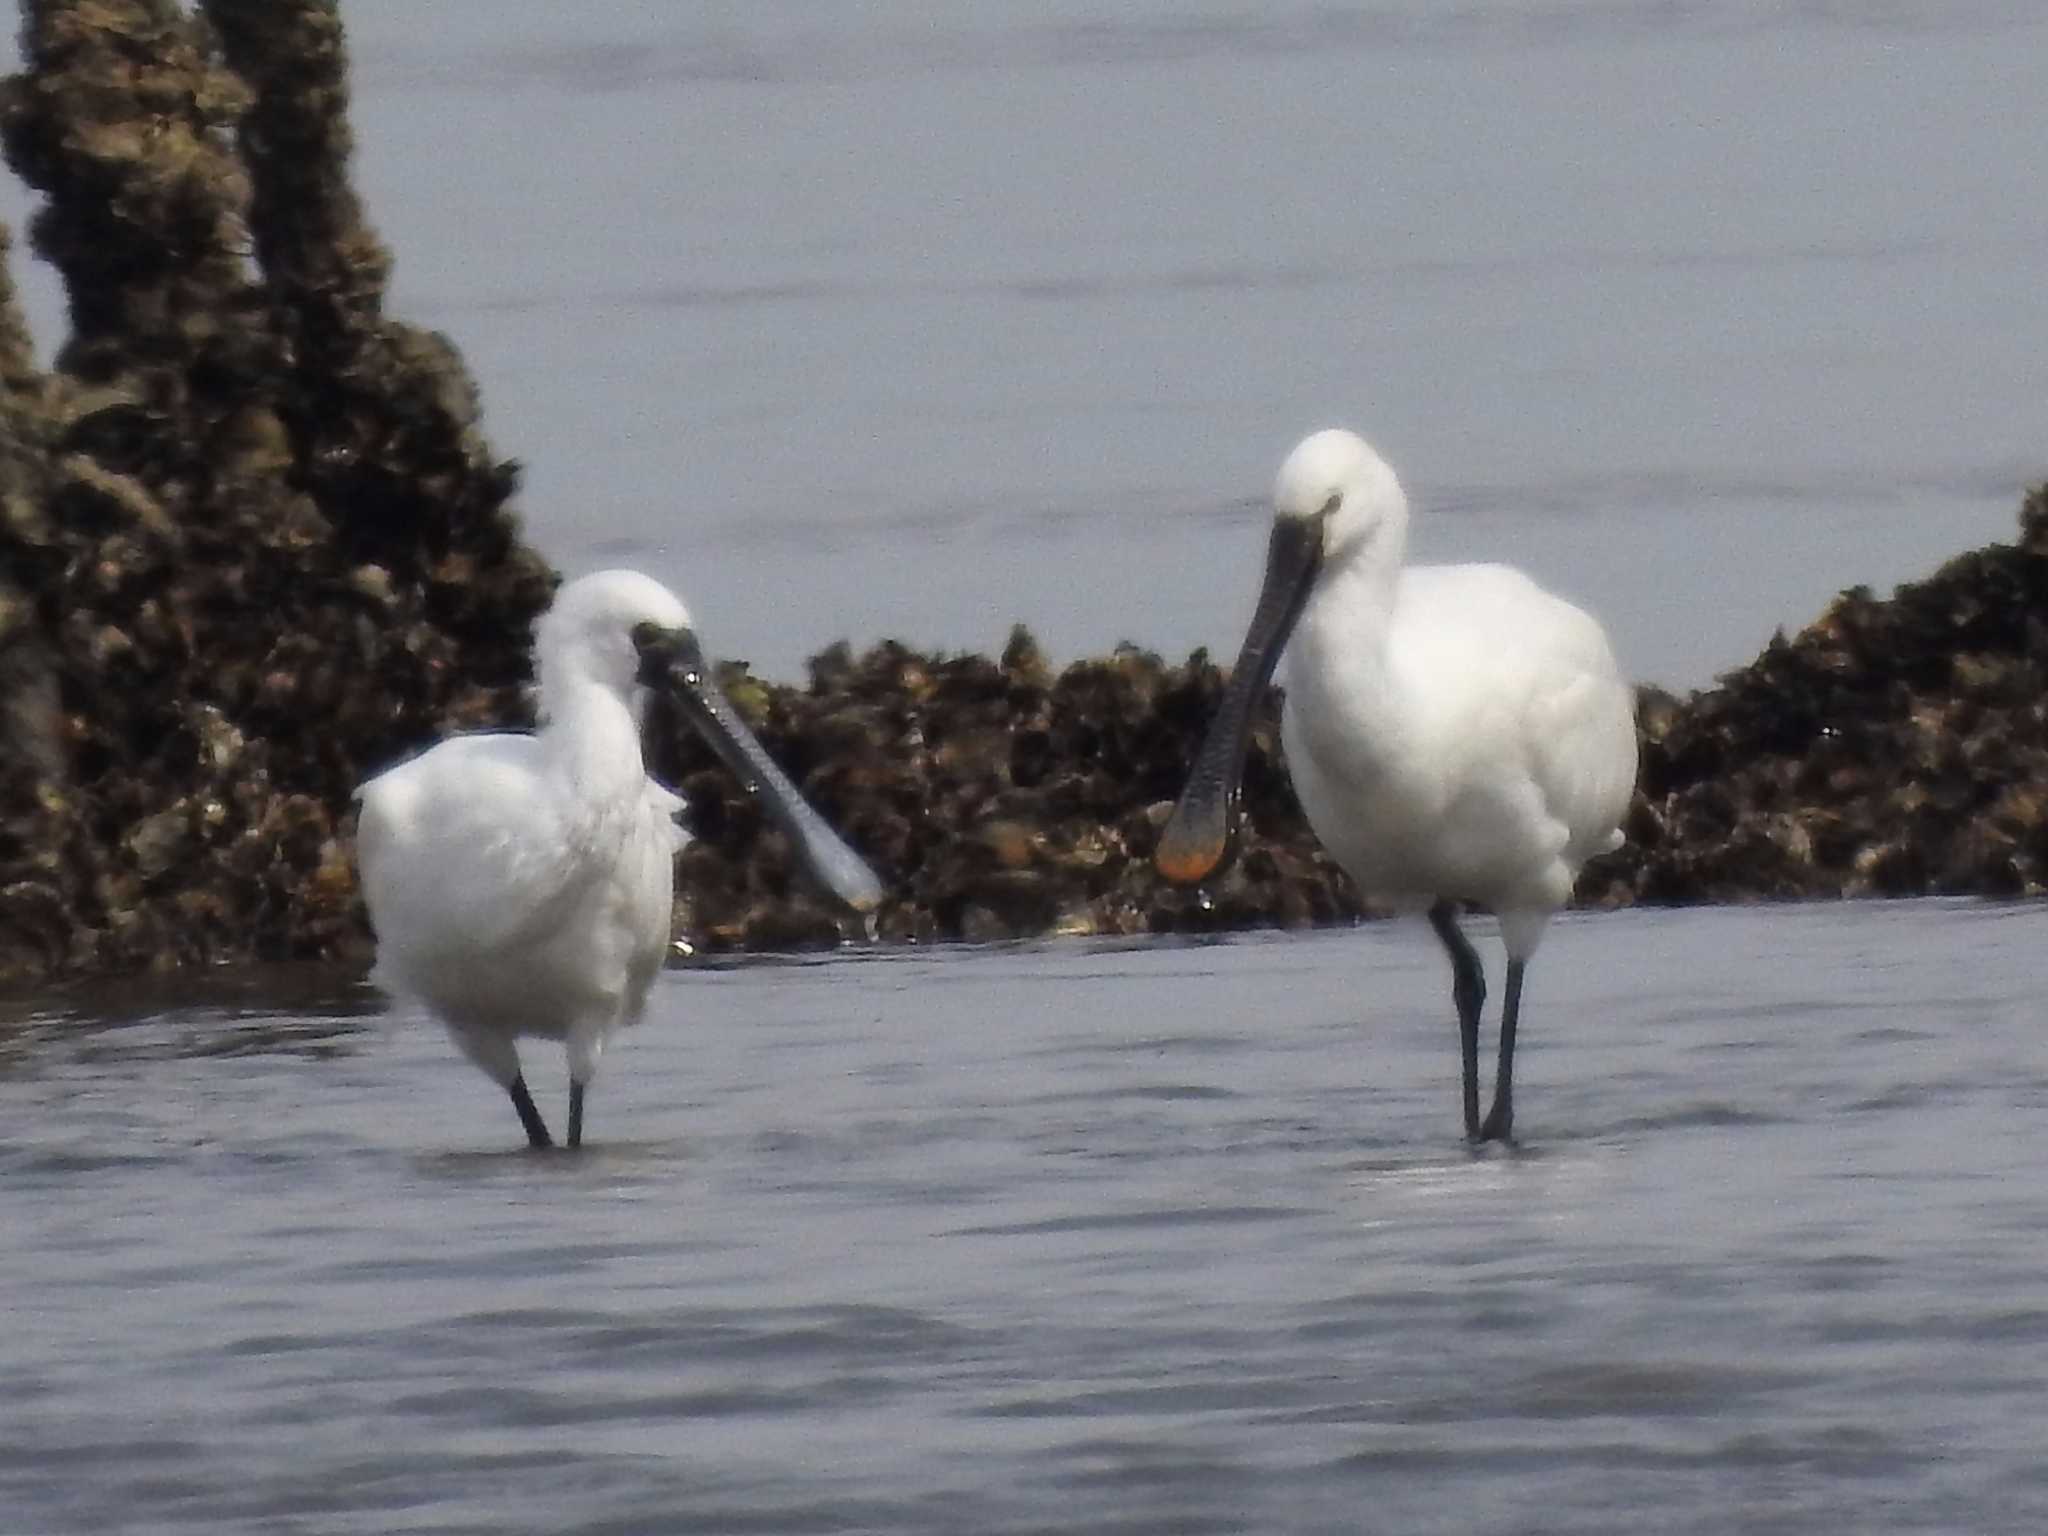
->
[[4, 899, 2044, 1533], [3, 12, 2045, 1526], [5, 1, 2047, 688]]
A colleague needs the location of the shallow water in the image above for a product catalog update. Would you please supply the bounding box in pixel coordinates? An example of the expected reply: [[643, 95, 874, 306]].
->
[[4, 899, 2044, 1533]]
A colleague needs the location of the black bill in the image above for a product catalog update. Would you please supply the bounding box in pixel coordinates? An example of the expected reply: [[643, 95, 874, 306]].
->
[[638, 627, 883, 915], [1154, 515, 1323, 885]]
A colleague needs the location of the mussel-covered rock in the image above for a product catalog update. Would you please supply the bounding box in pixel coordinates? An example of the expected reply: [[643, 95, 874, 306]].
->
[[1596, 486, 2048, 905], [0, 0, 548, 985], [638, 629, 1374, 952]]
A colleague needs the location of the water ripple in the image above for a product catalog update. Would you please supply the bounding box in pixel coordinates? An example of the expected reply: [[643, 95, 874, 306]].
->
[[3, 902, 2044, 1532]]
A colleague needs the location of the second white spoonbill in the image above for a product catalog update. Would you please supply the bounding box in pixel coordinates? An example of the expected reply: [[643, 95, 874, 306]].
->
[[1157, 429, 1637, 1143], [355, 569, 882, 1150]]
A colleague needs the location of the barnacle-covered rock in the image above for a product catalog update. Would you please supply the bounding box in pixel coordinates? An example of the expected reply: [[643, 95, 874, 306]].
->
[[0, 0, 548, 984], [1595, 486, 2048, 905]]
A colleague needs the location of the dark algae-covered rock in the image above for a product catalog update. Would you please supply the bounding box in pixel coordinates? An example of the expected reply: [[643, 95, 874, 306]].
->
[[643, 631, 1366, 955], [1, 1, 2043, 986], [0, 0, 550, 981], [1602, 491, 2048, 906]]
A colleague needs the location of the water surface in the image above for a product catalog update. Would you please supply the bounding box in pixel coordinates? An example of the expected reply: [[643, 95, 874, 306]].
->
[[4, 899, 2043, 1532]]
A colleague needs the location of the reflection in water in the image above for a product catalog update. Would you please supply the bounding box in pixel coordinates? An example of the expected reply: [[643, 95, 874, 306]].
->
[[0, 966, 377, 1072]]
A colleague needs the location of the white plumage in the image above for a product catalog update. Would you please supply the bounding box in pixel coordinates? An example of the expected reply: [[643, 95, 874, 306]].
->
[[1159, 429, 1637, 1142], [356, 569, 878, 1149]]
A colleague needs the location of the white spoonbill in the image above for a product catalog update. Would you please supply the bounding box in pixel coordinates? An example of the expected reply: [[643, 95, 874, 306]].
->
[[354, 569, 882, 1150], [1157, 430, 1637, 1143]]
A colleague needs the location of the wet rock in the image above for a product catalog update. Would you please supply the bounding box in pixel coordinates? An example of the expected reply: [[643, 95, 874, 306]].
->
[[1599, 485, 2048, 906], [633, 627, 1375, 953], [0, 0, 546, 983]]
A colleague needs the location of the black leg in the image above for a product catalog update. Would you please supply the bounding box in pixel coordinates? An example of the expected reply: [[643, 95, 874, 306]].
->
[[1477, 958, 1525, 1143], [1428, 900, 1486, 1141], [508, 1073, 553, 1149], [567, 1081, 585, 1150]]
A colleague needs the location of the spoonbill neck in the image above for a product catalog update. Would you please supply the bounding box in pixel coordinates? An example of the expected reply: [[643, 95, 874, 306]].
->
[[1294, 535, 1400, 658], [541, 682, 649, 799]]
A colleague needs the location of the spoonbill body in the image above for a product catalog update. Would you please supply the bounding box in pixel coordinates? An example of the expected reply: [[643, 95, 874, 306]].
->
[[1158, 429, 1637, 1142], [355, 569, 881, 1149]]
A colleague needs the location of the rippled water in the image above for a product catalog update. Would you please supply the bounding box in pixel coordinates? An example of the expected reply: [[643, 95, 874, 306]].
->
[[4, 899, 2044, 1533]]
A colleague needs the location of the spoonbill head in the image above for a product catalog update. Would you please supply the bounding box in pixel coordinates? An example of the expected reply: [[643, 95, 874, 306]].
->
[[355, 568, 881, 1150], [1157, 429, 1637, 1143]]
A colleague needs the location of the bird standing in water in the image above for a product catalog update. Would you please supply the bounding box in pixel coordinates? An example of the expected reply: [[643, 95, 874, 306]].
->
[[355, 569, 881, 1149], [1158, 430, 1637, 1142]]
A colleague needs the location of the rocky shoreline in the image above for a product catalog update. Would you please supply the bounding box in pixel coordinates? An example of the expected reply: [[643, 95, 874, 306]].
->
[[2, 0, 2044, 990], [644, 480, 2048, 957]]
